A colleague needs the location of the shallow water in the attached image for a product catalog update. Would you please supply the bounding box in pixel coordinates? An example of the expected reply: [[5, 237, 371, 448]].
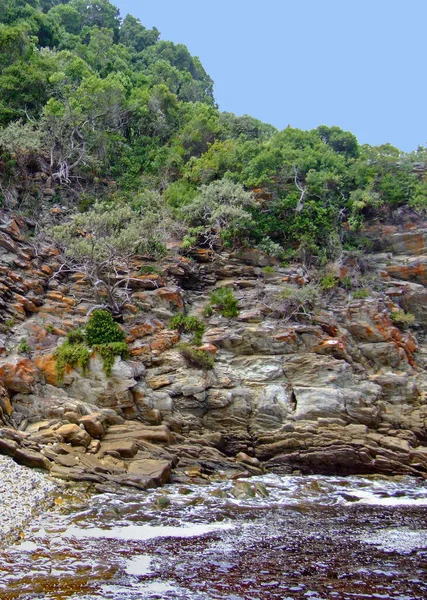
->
[[1, 474, 427, 599]]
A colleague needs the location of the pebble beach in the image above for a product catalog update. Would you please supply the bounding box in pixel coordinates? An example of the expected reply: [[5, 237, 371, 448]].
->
[[0, 455, 57, 544]]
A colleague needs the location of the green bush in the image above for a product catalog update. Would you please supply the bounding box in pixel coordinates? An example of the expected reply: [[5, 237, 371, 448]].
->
[[92, 342, 130, 376], [178, 343, 214, 370], [138, 264, 162, 275], [55, 342, 91, 381], [168, 314, 205, 345], [86, 310, 125, 346], [17, 339, 31, 354], [55, 312, 128, 378], [391, 310, 415, 328], [352, 288, 370, 299], [320, 273, 338, 290], [209, 287, 239, 318], [262, 266, 276, 275], [66, 327, 86, 344], [45, 323, 56, 334]]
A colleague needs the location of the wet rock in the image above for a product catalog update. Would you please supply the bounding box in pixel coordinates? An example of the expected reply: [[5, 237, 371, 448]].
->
[[236, 452, 261, 467], [127, 459, 172, 486], [154, 495, 171, 508], [231, 481, 256, 499]]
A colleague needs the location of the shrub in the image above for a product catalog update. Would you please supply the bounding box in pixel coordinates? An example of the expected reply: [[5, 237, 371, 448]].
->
[[179, 343, 214, 370], [391, 310, 415, 328], [262, 266, 276, 275], [209, 287, 239, 318], [55, 312, 128, 378], [182, 179, 255, 249], [92, 342, 130, 376], [45, 323, 56, 334], [201, 305, 214, 318], [17, 339, 31, 354], [256, 238, 285, 259], [55, 342, 91, 381], [138, 264, 162, 276], [168, 314, 205, 345], [66, 327, 86, 344], [352, 288, 370, 299], [275, 284, 319, 320], [85, 310, 125, 346], [320, 273, 338, 290]]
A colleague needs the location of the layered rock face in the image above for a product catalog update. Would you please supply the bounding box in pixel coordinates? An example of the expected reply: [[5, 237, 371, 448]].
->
[[0, 212, 427, 488]]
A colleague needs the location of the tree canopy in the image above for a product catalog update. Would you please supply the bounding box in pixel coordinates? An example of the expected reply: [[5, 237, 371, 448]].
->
[[0, 0, 426, 294]]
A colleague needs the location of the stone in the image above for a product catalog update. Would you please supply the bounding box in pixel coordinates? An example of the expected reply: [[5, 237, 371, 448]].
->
[[0, 357, 39, 393], [0, 437, 18, 456], [103, 422, 173, 446], [14, 448, 51, 471], [79, 414, 106, 439], [56, 423, 92, 448], [34, 353, 59, 386], [236, 452, 260, 467], [127, 459, 172, 486], [100, 439, 138, 459], [231, 480, 256, 499], [293, 387, 345, 421]]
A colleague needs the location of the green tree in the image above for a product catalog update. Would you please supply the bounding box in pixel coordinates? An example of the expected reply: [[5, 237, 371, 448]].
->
[[50, 199, 177, 313], [119, 14, 159, 53], [183, 179, 255, 249]]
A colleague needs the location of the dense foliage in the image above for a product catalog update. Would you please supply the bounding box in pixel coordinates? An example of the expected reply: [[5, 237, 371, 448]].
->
[[55, 309, 128, 377], [1, 0, 426, 278]]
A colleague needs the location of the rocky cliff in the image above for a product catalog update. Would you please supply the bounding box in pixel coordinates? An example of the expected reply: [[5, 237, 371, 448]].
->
[[0, 210, 427, 491]]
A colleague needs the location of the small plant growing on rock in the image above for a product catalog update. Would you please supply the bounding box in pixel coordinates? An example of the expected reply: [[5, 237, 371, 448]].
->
[[320, 273, 338, 290], [262, 266, 276, 275], [391, 310, 415, 329], [66, 327, 86, 344], [201, 305, 214, 318], [352, 288, 370, 299], [55, 341, 91, 380], [178, 342, 214, 370], [86, 310, 125, 346], [17, 339, 31, 354], [275, 284, 319, 321], [208, 287, 239, 318], [55, 310, 128, 379], [169, 314, 205, 345], [45, 323, 56, 334], [91, 341, 129, 376], [4, 318, 15, 332], [138, 264, 162, 276], [339, 275, 352, 290]]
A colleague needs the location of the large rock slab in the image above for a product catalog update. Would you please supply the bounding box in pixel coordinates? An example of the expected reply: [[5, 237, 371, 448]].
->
[[127, 459, 172, 486]]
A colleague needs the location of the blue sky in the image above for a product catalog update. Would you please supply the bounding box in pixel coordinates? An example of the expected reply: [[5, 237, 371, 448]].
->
[[115, 0, 426, 152]]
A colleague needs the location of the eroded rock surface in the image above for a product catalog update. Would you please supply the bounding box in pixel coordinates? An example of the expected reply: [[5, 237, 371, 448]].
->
[[0, 213, 427, 488]]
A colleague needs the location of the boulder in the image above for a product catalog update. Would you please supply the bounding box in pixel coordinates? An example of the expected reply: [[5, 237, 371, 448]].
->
[[127, 459, 172, 486], [56, 423, 92, 448], [79, 414, 106, 439], [0, 357, 39, 393]]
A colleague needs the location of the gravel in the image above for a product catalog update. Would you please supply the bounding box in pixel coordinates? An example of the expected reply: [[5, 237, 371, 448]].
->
[[0, 455, 57, 543]]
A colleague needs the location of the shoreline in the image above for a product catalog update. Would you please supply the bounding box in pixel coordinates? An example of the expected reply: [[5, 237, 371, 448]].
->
[[0, 455, 58, 546]]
